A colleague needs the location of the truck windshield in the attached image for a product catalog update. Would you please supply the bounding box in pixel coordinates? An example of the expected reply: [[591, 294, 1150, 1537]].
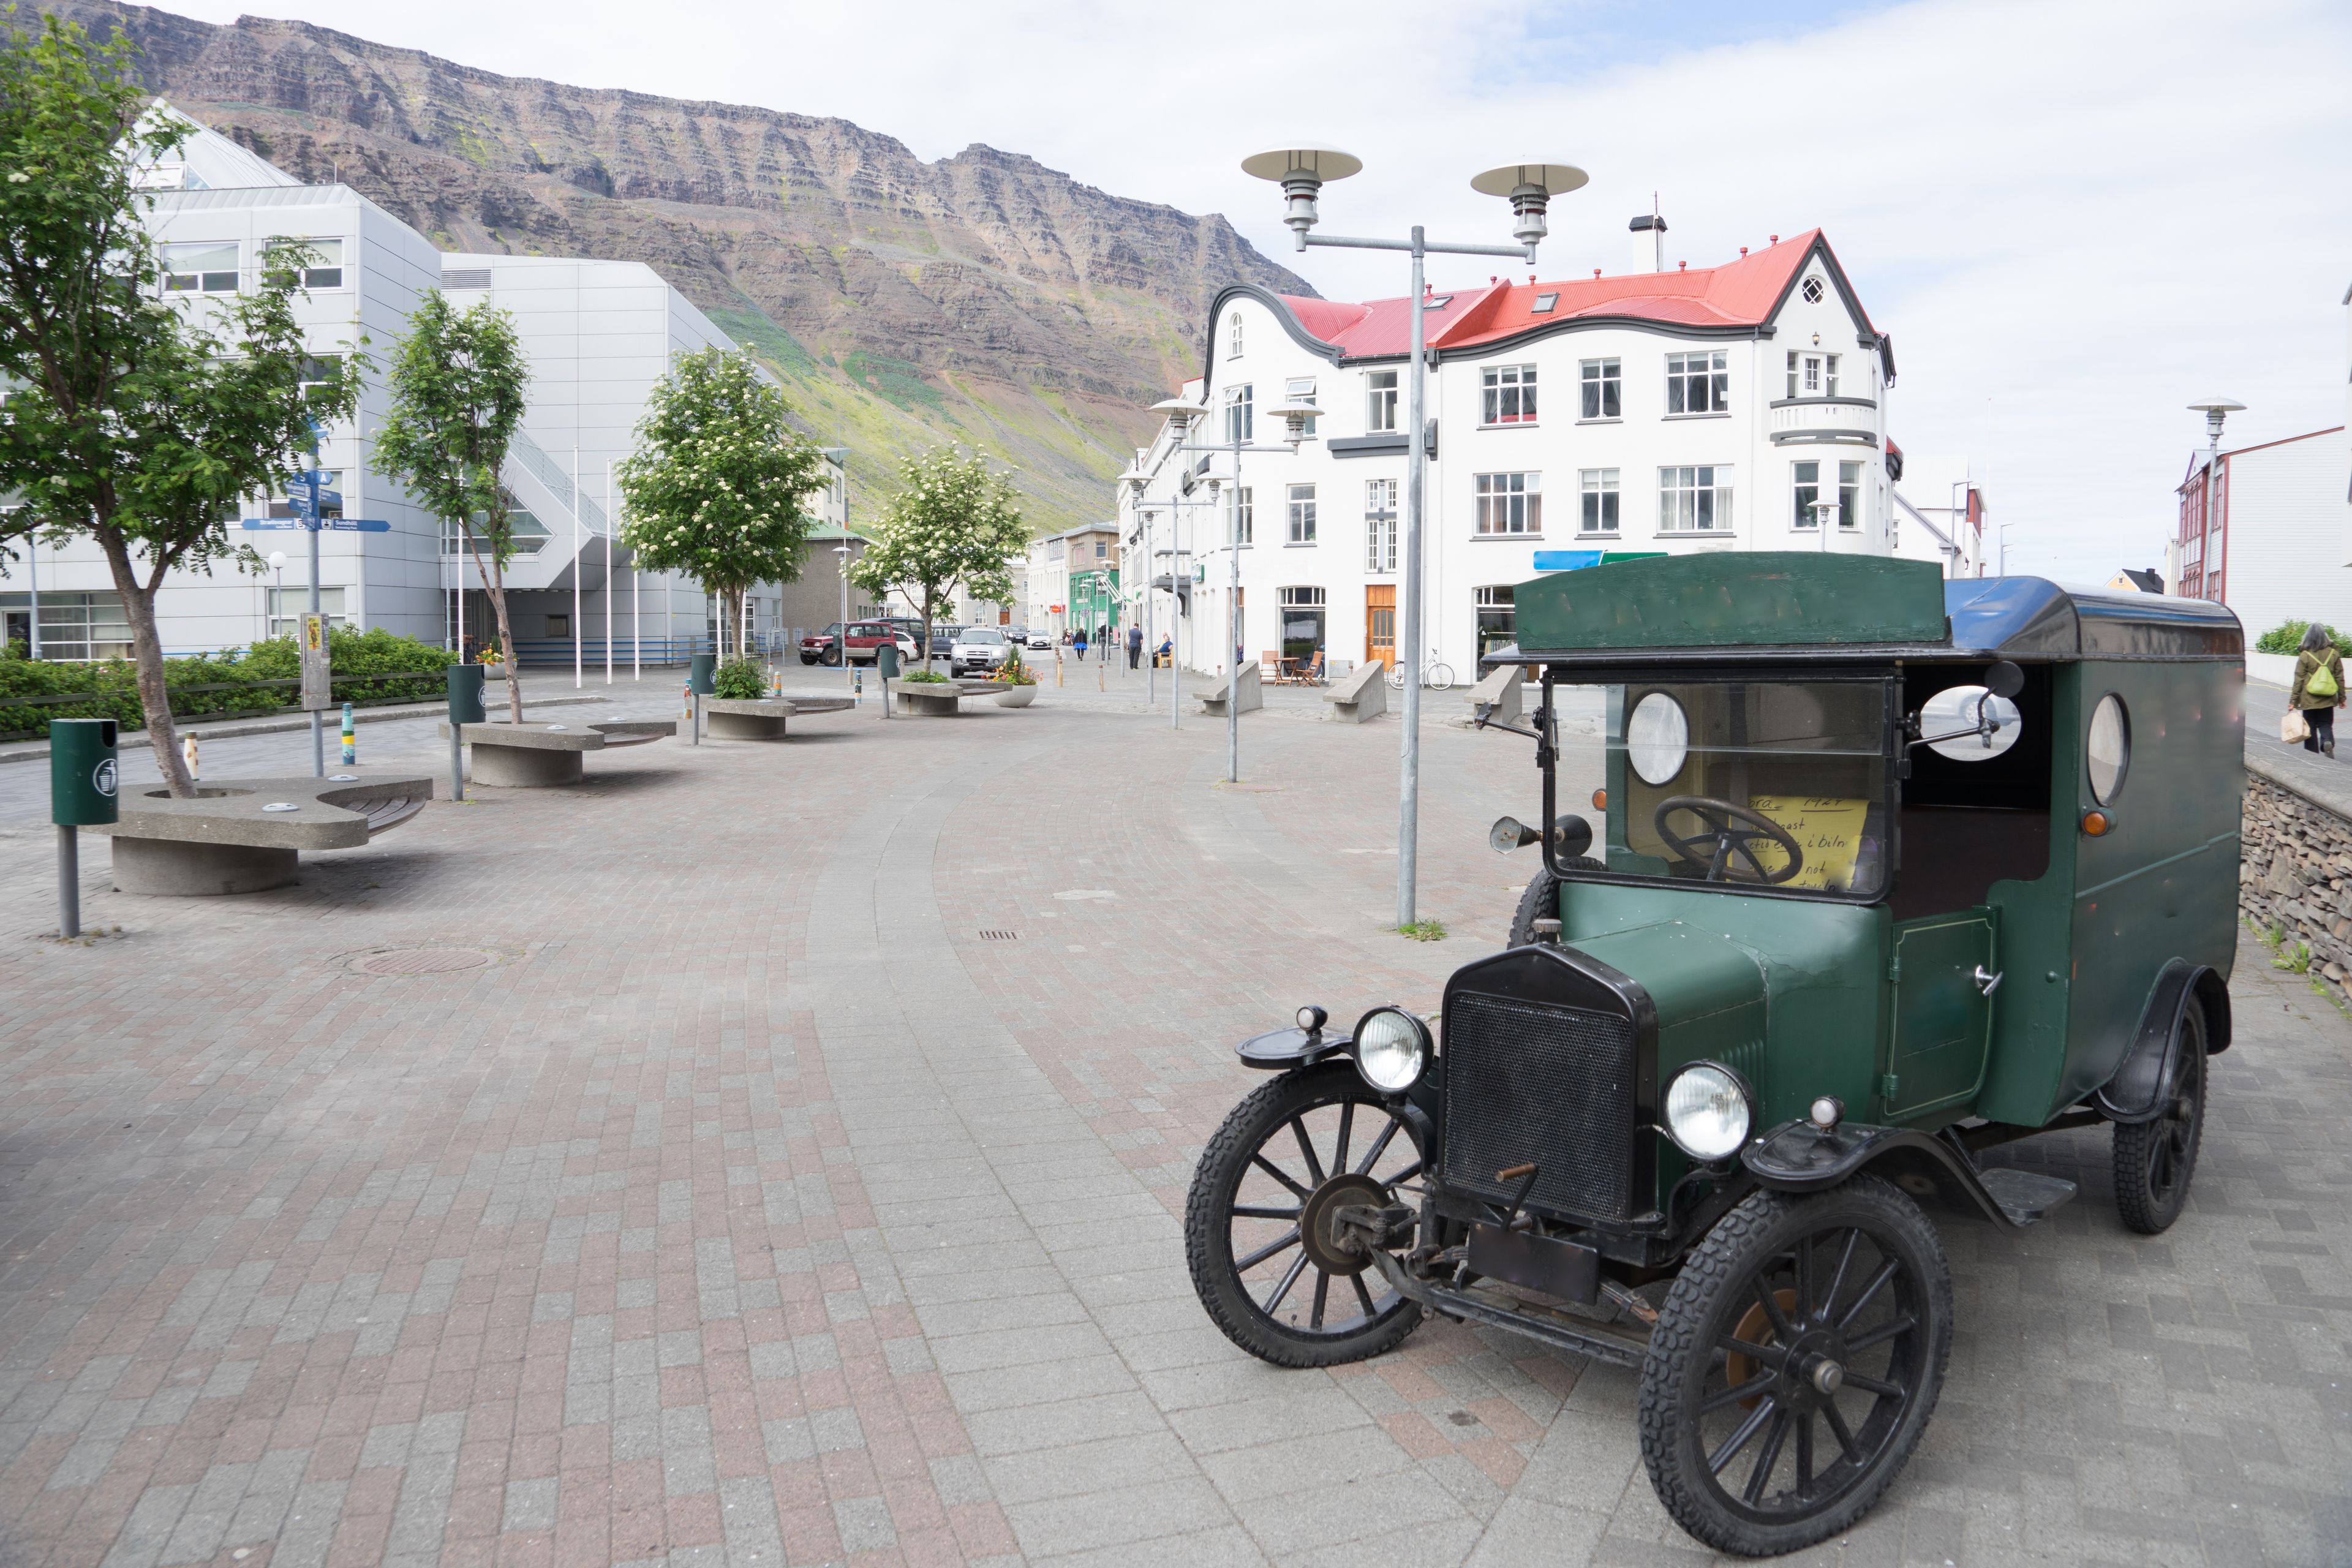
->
[[1562, 679, 1892, 899]]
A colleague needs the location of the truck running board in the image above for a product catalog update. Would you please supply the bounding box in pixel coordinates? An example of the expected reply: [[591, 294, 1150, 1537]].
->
[[1975, 1167, 2078, 1225], [1367, 1251, 1653, 1368]]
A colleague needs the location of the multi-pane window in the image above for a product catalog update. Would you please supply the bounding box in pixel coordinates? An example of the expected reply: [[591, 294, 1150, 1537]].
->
[[266, 586, 348, 641], [1224, 384, 1253, 445], [1287, 483, 1317, 544], [1365, 479, 1398, 573], [1580, 359, 1621, 420], [5, 590, 133, 660], [1659, 466, 1733, 532], [1474, 472, 1542, 535], [298, 355, 344, 403], [1784, 351, 1842, 398], [1579, 469, 1620, 535], [1229, 311, 1244, 358], [266, 236, 344, 290], [1231, 486, 1253, 546], [1665, 350, 1729, 414], [1366, 369, 1398, 433], [1475, 587, 1515, 658], [1793, 460, 1823, 529], [161, 241, 238, 293], [1482, 364, 1537, 424], [1286, 377, 1319, 437], [1838, 461, 1863, 530]]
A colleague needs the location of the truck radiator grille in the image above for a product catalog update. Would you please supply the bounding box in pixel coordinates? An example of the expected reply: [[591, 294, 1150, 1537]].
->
[[1442, 990, 1638, 1223]]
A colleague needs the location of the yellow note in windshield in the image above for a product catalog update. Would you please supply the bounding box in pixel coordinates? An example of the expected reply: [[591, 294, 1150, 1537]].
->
[[1746, 796, 1869, 891]]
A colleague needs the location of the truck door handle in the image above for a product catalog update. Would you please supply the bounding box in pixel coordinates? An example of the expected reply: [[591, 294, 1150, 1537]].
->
[[1973, 965, 2003, 997]]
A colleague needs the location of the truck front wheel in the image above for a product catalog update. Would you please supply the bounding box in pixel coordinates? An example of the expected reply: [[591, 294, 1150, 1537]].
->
[[1636, 1176, 1953, 1557]]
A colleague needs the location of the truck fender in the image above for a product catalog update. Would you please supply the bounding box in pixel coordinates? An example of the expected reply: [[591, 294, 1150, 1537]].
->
[[2095, 961, 2227, 1124], [1742, 1120, 2016, 1227], [1234, 1025, 1352, 1072]]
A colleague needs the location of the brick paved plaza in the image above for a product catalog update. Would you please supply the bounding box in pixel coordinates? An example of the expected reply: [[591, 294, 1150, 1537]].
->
[[2, 675, 2348, 1567]]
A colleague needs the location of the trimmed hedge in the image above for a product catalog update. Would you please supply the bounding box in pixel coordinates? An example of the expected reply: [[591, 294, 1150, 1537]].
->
[[2255, 620, 2346, 657], [1, 627, 459, 739]]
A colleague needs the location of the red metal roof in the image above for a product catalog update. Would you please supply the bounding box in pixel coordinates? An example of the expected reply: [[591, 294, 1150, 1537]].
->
[[1271, 230, 1860, 358]]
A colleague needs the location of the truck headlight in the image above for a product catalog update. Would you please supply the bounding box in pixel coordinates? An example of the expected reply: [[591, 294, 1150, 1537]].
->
[[1662, 1062, 1754, 1161], [1352, 1007, 1431, 1093]]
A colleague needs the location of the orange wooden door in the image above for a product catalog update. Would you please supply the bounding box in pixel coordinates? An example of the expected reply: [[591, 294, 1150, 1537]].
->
[[1365, 585, 1396, 669]]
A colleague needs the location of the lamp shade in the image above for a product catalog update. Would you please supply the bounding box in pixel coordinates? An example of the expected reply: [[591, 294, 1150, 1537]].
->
[[1151, 396, 1209, 423], [1470, 161, 1589, 198], [1240, 146, 1362, 183]]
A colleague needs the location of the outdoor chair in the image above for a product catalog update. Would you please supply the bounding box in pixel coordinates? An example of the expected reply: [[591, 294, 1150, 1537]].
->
[[1294, 651, 1325, 686], [1261, 651, 1286, 686]]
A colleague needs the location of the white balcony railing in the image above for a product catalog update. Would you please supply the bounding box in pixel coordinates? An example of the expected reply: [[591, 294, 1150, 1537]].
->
[[1768, 398, 1879, 445]]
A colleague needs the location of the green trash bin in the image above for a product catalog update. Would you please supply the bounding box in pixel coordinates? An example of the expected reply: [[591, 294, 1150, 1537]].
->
[[447, 664, 486, 725], [875, 642, 900, 682], [688, 654, 717, 696], [50, 717, 119, 826]]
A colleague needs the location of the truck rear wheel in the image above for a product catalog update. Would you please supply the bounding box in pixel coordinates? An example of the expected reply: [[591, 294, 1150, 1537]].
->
[[2113, 1003, 2206, 1235], [1184, 1063, 1426, 1368], [1637, 1176, 1952, 1557], [1507, 871, 1561, 947]]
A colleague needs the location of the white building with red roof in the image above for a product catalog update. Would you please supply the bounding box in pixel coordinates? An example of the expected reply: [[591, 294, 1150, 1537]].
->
[[1121, 228, 1910, 681]]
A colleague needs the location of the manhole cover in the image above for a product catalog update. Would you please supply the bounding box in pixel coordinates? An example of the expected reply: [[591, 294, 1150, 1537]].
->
[[356, 948, 494, 976]]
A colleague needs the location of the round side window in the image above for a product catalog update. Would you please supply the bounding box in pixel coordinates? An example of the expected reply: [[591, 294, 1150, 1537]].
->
[[2087, 693, 2130, 803], [1626, 692, 1691, 785]]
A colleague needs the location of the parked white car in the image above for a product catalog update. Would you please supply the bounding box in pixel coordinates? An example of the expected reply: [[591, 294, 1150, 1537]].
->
[[950, 626, 1014, 674], [1024, 629, 1054, 650]]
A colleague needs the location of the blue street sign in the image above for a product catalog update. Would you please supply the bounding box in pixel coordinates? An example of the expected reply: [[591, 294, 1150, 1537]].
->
[[287, 468, 334, 488], [240, 518, 391, 533]]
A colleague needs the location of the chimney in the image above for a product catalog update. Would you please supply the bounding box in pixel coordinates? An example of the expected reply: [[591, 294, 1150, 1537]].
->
[[1629, 211, 1667, 274]]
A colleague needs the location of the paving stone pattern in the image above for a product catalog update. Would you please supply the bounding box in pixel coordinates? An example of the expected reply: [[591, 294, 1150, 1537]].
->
[[0, 685, 2348, 1567]]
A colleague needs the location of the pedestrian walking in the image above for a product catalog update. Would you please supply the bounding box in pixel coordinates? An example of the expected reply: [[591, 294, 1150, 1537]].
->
[[1072, 625, 1088, 662], [2291, 622, 2345, 757], [1126, 624, 1143, 669]]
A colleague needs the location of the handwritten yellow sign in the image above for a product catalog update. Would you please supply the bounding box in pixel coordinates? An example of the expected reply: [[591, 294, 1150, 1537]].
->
[[1746, 795, 1869, 891]]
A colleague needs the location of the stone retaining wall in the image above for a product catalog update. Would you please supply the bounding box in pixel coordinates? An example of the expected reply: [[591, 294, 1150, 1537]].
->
[[2240, 771, 2352, 1007]]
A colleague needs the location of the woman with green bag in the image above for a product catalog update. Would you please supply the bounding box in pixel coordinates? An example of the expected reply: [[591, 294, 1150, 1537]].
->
[[2291, 622, 2345, 756]]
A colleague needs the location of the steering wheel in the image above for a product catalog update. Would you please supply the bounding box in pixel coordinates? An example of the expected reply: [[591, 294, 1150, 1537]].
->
[[1651, 795, 1804, 885]]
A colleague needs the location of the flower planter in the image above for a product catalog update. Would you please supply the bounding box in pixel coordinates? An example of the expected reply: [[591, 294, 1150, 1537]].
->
[[993, 685, 1037, 709]]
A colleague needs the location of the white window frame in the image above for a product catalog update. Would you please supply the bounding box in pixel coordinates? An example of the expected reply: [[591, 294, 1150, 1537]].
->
[[1792, 459, 1822, 530], [1474, 471, 1542, 536], [266, 586, 348, 641], [1287, 483, 1317, 545], [1659, 466, 1733, 533], [1665, 350, 1729, 415], [269, 469, 345, 521], [269, 235, 347, 291], [1286, 377, 1319, 438], [1231, 486, 1253, 546], [1229, 311, 1244, 358], [1580, 358, 1621, 421], [1578, 469, 1619, 535], [1838, 460, 1863, 530], [1366, 369, 1399, 434], [1365, 478, 1398, 573], [1482, 363, 1537, 426], [161, 240, 239, 295], [1225, 384, 1253, 445]]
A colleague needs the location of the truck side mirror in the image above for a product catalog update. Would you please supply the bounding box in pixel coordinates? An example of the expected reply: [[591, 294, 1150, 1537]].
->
[[1985, 660, 2024, 699]]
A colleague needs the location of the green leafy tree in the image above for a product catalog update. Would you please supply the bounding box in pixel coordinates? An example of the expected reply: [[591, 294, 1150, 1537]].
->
[[0, 14, 363, 794], [616, 347, 825, 661], [372, 290, 530, 720], [851, 448, 1025, 671]]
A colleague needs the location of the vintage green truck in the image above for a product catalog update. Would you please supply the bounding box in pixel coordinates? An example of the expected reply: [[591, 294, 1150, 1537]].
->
[[1183, 553, 2243, 1556]]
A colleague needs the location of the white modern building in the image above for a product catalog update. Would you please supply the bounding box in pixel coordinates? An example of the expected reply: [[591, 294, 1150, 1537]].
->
[[0, 108, 845, 668], [1118, 228, 1909, 680], [1890, 454, 1988, 578], [2173, 424, 2352, 644]]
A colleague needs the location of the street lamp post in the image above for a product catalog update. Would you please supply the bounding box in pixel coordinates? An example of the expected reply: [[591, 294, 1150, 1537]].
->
[[834, 543, 851, 688], [2186, 398, 2244, 602], [1241, 148, 1585, 928], [1996, 522, 2023, 576]]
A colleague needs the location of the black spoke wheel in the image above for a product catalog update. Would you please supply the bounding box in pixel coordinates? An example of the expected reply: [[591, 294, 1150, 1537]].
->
[[2114, 1003, 2207, 1234], [1637, 1176, 1952, 1557], [1185, 1063, 1428, 1367]]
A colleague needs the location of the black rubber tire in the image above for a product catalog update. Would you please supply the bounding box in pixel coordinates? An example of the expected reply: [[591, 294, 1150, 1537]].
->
[[820, 646, 842, 668], [1508, 871, 1562, 947], [1183, 1063, 1426, 1368], [2114, 1002, 2207, 1235], [1637, 1175, 1953, 1558]]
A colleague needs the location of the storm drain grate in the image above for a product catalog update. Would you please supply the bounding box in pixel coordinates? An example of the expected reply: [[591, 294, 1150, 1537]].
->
[[356, 948, 494, 976], [978, 930, 1020, 942]]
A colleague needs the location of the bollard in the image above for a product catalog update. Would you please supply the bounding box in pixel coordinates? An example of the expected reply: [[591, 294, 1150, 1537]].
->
[[446, 664, 485, 802], [340, 701, 356, 766], [183, 733, 199, 782], [50, 718, 118, 939], [853, 667, 864, 707]]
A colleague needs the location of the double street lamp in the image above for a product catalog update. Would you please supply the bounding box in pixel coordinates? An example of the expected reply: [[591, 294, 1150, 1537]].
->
[[1240, 148, 1586, 929]]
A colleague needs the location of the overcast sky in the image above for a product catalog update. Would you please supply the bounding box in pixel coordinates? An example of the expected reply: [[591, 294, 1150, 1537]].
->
[[165, 0, 2352, 580]]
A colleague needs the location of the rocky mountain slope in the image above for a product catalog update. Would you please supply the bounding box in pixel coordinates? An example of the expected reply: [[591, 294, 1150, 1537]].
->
[[37, 1, 1313, 534]]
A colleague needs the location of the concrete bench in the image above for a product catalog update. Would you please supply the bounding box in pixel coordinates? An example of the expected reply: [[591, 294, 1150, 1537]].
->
[[439, 718, 676, 786], [1468, 663, 1525, 727], [1199, 662, 1262, 718], [1323, 660, 1388, 724], [704, 696, 853, 741], [88, 773, 434, 895], [889, 679, 962, 717]]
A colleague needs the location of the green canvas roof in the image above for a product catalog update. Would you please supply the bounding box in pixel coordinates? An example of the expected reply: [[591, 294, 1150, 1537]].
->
[[1513, 552, 1949, 654]]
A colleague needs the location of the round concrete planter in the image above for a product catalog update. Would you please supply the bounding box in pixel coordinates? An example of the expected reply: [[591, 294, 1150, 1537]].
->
[[993, 685, 1038, 709]]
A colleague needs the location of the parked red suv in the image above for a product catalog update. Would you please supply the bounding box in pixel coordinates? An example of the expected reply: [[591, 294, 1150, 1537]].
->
[[799, 621, 914, 666]]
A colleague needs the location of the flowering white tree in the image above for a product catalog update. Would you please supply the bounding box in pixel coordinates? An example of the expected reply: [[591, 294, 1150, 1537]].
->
[[851, 448, 1026, 669], [615, 347, 825, 657]]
